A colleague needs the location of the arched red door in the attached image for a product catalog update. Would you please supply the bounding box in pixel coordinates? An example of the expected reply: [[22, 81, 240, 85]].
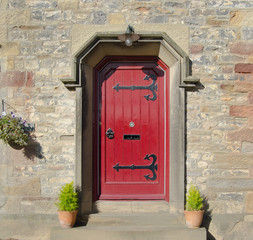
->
[[95, 57, 170, 200]]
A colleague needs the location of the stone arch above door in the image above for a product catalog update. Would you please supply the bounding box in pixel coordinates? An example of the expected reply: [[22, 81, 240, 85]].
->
[[61, 33, 199, 215]]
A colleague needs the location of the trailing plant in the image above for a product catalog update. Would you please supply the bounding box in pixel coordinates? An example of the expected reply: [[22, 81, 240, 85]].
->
[[185, 185, 203, 211], [55, 181, 79, 212], [0, 112, 29, 146]]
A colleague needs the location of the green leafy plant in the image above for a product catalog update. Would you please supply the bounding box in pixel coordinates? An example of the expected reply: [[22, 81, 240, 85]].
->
[[185, 185, 203, 211], [55, 182, 79, 212], [0, 112, 29, 146]]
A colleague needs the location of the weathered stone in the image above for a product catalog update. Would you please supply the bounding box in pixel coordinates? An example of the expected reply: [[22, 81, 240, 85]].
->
[[220, 84, 234, 91], [147, 15, 168, 23], [4, 178, 41, 196], [249, 92, 253, 104], [36, 106, 55, 113], [190, 44, 203, 54], [0, 42, 20, 56], [58, 0, 79, 10], [242, 27, 253, 40], [207, 17, 227, 26], [242, 141, 253, 153], [92, 11, 107, 24], [0, 0, 8, 9], [108, 13, 125, 24], [225, 221, 253, 240], [0, 26, 7, 41], [211, 214, 244, 234], [207, 178, 253, 191], [245, 192, 253, 213], [234, 82, 253, 93], [230, 11, 244, 25], [0, 71, 34, 88], [9, 9, 31, 25], [230, 42, 253, 55], [45, 10, 62, 21], [218, 193, 244, 202], [227, 129, 253, 142], [235, 63, 253, 73], [230, 105, 253, 118], [31, 10, 43, 21]]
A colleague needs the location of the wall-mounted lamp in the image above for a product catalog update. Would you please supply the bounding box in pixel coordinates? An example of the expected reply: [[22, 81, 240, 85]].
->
[[118, 25, 140, 47]]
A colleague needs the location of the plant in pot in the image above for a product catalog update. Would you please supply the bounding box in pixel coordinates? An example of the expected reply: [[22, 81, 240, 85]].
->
[[184, 184, 204, 228], [0, 112, 29, 148], [55, 181, 79, 228]]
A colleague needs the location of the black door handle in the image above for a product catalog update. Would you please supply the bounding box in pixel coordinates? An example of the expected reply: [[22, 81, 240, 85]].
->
[[106, 128, 114, 139]]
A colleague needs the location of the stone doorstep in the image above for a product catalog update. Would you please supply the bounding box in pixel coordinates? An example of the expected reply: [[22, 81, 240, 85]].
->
[[93, 200, 171, 213], [50, 213, 206, 240], [51, 202, 207, 240], [51, 212, 206, 240]]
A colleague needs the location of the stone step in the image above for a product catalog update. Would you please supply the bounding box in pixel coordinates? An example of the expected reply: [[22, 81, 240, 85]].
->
[[93, 200, 170, 213], [87, 212, 184, 227], [51, 225, 206, 240], [51, 212, 206, 240]]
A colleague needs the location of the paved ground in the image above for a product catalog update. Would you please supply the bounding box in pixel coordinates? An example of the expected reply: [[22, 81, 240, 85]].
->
[[0, 219, 58, 240]]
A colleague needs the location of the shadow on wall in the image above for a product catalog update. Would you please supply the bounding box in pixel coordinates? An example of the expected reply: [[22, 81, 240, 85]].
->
[[202, 197, 216, 240], [22, 136, 45, 162]]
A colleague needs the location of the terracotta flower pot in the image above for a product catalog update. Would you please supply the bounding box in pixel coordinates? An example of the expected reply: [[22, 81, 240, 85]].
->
[[184, 210, 204, 228], [58, 211, 78, 228]]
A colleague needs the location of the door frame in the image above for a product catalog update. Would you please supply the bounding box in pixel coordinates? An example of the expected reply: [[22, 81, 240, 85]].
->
[[60, 33, 199, 215], [93, 56, 170, 201]]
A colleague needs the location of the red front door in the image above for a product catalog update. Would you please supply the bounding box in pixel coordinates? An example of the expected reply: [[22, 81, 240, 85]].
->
[[96, 57, 169, 200]]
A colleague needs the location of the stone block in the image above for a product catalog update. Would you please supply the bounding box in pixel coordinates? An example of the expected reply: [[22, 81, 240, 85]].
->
[[31, 9, 43, 21], [0, 26, 7, 41], [242, 27, 253, 41], [58, 0, 79, 10], [246, 192, 253, 213], [230, 42, 253, 55], [108, 13, 125, 24], [211, 214, 244, 234], [147, 15, 168, 23], [190, 44, 203, 54], [225, 221, 253, 240], [235, 63, 253, 73], [0, 71, 34, 88], [36, 106, 55, 113], [230, 105, 253, 118], [207, 178, 253, 191], [227, 129, 253, 142], [0, 42, 20, 57], [244, 215, 253, 221], [234, 82, 253, 93], [8, 9, 31, 25], [207, 17, 227, 26], [0, 0, 8, 9], [213, 154, 253, 169], [249, 92, 253, 104], [45, 10, 62, 21], [218, 193, 244, 202], [230, 11, 244, 25], [92, 11, 107, 24], [4, 178, 41, 196], [242, 142, 253, 153]]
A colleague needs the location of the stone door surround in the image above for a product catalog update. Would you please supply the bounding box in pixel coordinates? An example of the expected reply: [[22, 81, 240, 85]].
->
[[61, 32, 199, 215]]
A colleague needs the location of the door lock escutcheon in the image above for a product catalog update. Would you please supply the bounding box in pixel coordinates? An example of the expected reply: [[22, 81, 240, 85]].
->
[[106, 128, 115, 139]]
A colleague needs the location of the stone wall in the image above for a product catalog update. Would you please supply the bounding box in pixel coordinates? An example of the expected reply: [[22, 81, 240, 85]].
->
[[0, 0, 253, 239]]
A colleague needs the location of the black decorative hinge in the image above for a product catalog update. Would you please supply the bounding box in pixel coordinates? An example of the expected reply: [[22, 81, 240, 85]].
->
[[113, 154, 158, 181], [113, 74, 158, 101]]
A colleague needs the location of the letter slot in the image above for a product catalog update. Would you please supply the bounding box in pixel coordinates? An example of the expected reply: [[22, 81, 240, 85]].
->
[[123, 134, 141, 140]]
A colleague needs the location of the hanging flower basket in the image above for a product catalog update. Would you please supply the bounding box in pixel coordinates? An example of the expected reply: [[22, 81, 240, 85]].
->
[[0, 112, 30, 147]]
